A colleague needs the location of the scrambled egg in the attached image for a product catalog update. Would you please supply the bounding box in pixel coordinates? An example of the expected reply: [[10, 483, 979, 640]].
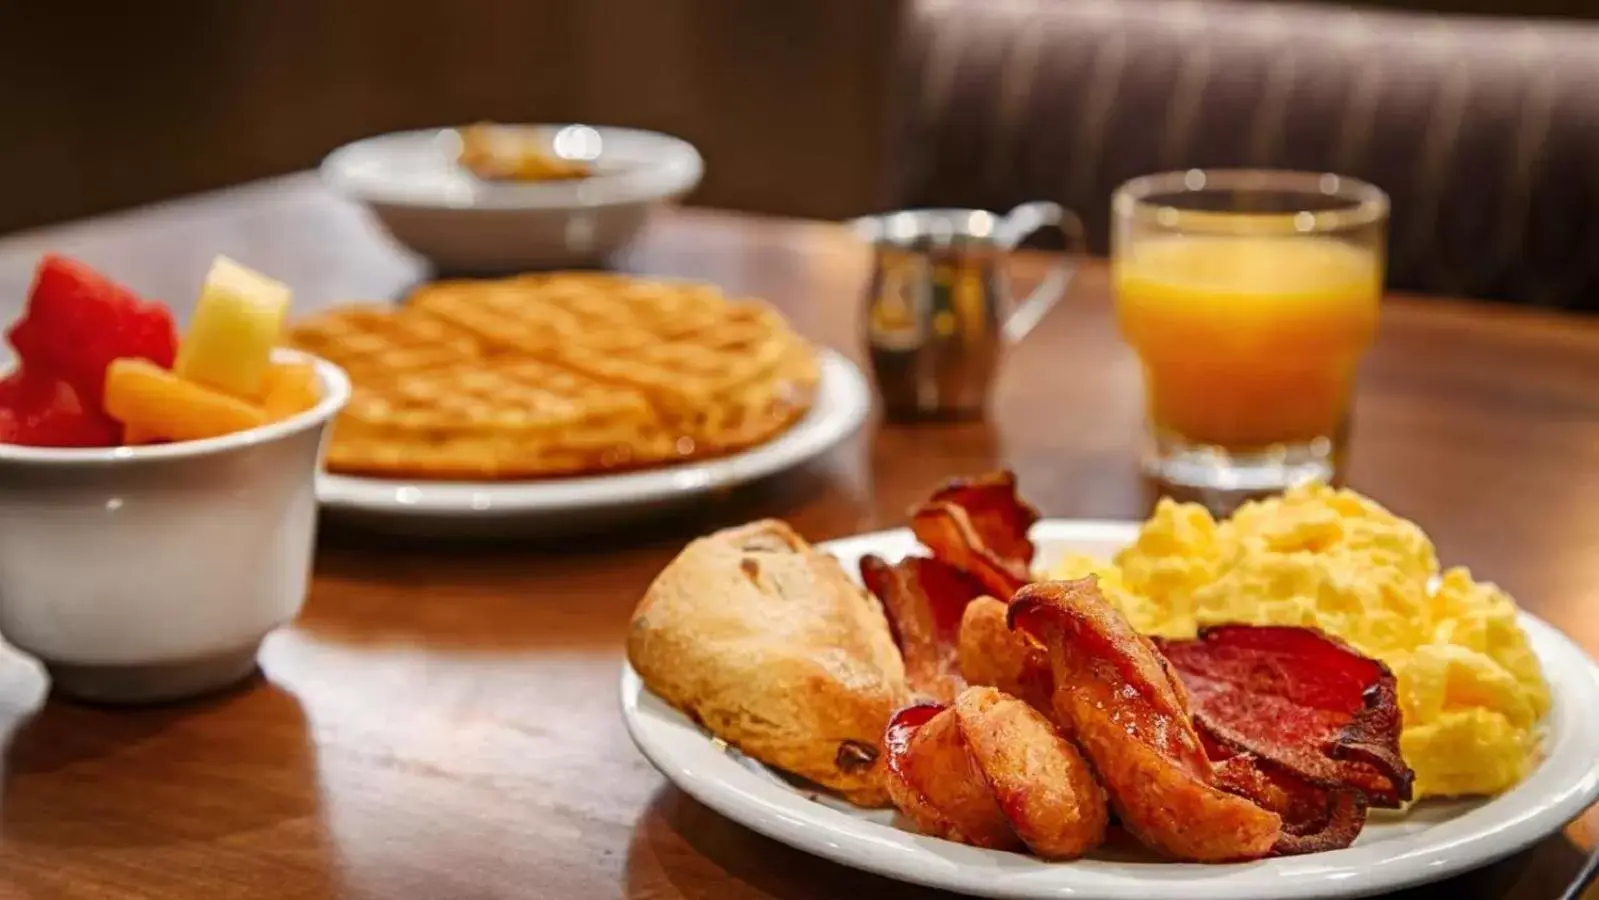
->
[[1048, 483, 1549, 799]]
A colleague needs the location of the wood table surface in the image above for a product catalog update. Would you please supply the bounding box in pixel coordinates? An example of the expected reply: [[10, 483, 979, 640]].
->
[[0, 174, 1595, 899]]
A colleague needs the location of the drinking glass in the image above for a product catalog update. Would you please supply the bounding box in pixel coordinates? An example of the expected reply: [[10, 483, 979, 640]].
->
[[1111, 170, 1388, 500]]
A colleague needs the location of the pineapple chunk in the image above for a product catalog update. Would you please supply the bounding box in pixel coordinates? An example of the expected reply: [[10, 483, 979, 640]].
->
[[174, 255, 291, 399], [104, 358, 267, 442], [259, 361, 322, 421]]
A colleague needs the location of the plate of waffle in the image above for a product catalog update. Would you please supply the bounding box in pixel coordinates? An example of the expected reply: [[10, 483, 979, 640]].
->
[[287, 272, 869, 535]]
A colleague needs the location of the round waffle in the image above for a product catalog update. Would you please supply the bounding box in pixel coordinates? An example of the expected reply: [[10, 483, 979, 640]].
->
[[286, 274, 820, 480]]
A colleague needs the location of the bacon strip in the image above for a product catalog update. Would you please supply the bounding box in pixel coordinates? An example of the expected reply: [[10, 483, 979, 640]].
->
[[1156, 626, 1414, 808], [1204, 735, 1369, 855], [1009, 579, 1283, 862], [950, 584, 1401, 854], [910, 470, 1040, 600], [860, 555, 985, 703], [874, 471, 1409, 860]]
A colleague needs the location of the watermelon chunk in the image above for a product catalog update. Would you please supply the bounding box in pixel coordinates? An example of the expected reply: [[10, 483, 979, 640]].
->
[[0, 368, 121, 448], [6, 255, 178, 409]]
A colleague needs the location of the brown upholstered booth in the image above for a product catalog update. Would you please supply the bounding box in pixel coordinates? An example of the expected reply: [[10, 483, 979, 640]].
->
[[889, 0, 1599, 309]]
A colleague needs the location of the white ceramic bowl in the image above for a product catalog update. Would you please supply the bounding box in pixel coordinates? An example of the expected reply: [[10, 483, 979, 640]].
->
[[0, 351, 350, 704], [320, 124, 704, 272]]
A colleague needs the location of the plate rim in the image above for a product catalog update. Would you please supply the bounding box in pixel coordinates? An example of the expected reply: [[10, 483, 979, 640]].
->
[[620, 519, 1599, 900], [315, 348, 870, 519]]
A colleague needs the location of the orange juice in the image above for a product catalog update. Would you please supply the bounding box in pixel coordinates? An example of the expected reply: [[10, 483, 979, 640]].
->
[[1114, 235, 1380, 449]]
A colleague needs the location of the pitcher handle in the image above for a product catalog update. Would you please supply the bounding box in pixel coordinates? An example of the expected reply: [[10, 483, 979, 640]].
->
[[997, 201, 1086, 344]]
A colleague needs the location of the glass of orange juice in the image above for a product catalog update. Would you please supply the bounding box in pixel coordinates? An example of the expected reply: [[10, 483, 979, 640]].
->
[[1112, 170, 1388, 499]]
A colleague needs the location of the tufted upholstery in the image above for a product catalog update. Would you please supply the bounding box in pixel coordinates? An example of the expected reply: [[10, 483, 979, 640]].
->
[[889, 0, 1599, 308]]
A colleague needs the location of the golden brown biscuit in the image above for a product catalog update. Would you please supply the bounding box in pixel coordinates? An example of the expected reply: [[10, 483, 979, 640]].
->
[[627, 520, 907, 806]]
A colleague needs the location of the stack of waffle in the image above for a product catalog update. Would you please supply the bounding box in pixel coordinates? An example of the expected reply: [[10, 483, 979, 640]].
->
[[287, 273, 820, 480]]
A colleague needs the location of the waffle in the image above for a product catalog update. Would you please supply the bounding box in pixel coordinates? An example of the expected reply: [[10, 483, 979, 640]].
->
[[286, 274, 821, 480], [284, 303, 485, 382]]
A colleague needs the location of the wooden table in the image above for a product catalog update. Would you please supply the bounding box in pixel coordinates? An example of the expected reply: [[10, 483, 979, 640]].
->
[[0, 174, 1595, 899]]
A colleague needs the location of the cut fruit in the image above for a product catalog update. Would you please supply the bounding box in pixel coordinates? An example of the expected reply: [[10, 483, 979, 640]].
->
[[173, 255, 291, 399], [0, 368, 121, 448], [0, 370, 27, 407], [6, 255, 178, 408], [121, 424, 164, 445], [259, 361, 321, 421], [104, 358, 267, 442]]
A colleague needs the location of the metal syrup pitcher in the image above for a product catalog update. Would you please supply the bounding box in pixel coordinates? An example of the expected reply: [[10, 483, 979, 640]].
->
[[853, 202, 1085, 419]]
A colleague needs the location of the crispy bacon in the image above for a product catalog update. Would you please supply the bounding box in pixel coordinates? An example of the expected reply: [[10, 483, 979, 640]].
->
[[910, 470, 1040, 600], [1155, 626, 1414, 809], [861, 555, 986, 703], [871, 471, 1412, 861], [999, 581, 1379, 857], [1009, 579, 1283, 862], [1204, 735, 1369, 855]]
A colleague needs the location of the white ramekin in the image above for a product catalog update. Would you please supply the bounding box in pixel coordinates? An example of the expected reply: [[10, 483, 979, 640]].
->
[[0, 350, 350, 703]]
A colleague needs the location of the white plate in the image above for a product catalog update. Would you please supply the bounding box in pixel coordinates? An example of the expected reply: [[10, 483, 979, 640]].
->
[[621, 520, 1599, 899], [315, 350, 870, 536]]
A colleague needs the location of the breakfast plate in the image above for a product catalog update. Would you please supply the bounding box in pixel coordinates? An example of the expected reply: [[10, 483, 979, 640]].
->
[[315, 349, 870, 537], [621, 519, 1599, 900]]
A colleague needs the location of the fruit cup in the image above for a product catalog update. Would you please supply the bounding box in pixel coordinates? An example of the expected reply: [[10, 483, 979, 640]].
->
[[0, 350, 349, 704]]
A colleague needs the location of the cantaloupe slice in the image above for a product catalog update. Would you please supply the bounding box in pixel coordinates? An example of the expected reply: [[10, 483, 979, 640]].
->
[[121, 424, 164, 445], [259, 361, 321, 421], [173, 255, 291, 399], [104, 358, 266, 442]]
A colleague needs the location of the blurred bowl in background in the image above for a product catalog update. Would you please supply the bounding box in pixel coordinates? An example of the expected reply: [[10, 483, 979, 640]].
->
[[320, 124, 703, 273]]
